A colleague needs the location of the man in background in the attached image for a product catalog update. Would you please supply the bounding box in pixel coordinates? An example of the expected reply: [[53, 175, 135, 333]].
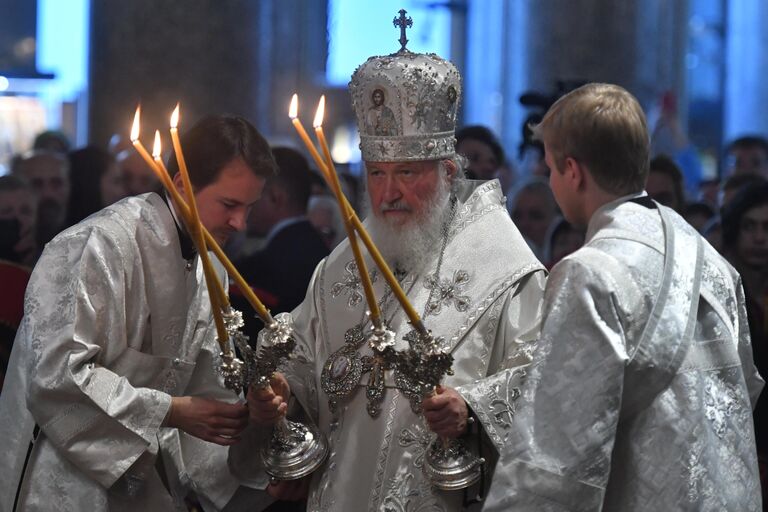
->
[[14, 150, 71, 248], [725, 135, 768, 179], [117, 149, 161, 196], [236, 146, 329, 340]]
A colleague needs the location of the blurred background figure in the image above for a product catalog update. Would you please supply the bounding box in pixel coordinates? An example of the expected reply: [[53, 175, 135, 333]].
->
[[235, 147, 330, 340], [455, 124, 505, 182], [542, 216, 585, 269], [682, 202, 716, 233], [647, 154, 685, 212], [697, 179, 721, 210], [117, 149, 160, 196], [724, 135, 768, 179], [308, 194, 344, 251], [702, 217, 723, 253], [0, 175, 38, 266], [650, 91, 703, 198], [510, 178, 558, 258], [107, 133, 132, 156], [720, 173, 767, 211], [338, 170, 362, 215], [721, 182, 768, 494], [67, 146, 126, 225], [32, 130, 71, 155], [14, 150, 71, 248], [0, 175, 37, 392]]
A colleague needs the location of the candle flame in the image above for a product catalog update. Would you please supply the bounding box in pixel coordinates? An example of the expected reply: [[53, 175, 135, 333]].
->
[[313, 95, 325, 128], [130, 105, 141, 142], [170, 103, 180, 129], [289, 94, 298, 119], [152, 130, 162, 159]]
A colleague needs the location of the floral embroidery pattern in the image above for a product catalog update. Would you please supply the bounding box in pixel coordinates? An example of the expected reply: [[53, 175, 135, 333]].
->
[[488, 370, 524, 434], [424, 269, 471, 317], [397, 422, 435, 469], [703, 375, 740, 438], [381, 470, 445, 512], [330, 260, 378, 309]]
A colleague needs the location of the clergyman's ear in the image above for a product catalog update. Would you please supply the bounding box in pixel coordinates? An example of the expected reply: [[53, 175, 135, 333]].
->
[[442, 158, 457, 178]]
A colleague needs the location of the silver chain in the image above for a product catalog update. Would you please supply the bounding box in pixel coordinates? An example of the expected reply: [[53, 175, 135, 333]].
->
[[422, 194, 458, 319]]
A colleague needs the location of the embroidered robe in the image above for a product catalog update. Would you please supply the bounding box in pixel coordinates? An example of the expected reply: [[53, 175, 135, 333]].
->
[[482, 196, 764, 511], [0, 193, 269, 511], [232, 180, 546, 511]]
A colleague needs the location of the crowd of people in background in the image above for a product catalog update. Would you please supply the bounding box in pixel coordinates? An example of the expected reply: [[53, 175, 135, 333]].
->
[[1, 113, 766, 493]]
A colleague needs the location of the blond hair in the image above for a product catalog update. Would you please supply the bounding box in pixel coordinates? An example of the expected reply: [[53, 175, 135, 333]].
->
[[532, 83, 650, 195]]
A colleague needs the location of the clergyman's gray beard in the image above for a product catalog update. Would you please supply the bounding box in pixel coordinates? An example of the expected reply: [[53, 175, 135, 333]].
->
[[366, 180, 451, 273]]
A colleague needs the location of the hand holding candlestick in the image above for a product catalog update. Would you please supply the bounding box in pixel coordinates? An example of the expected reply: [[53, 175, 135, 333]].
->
[[249, 312, 329, 480], [393, 330, 485, 491], [133, 105, 328, 478]]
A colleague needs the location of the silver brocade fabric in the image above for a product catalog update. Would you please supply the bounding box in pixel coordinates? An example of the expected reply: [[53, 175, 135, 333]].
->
[[479, 196, 764, 511], [230, 179, 546, 511], [0, 193, 255, 511], [349, 48, 461, 162]]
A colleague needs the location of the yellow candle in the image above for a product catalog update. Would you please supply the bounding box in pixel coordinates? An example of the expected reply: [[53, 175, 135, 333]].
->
[[168, 104, 230, 349], [289, 95, 426, 334], [153, 132, 228, 309], [312, 96, 381, 325]]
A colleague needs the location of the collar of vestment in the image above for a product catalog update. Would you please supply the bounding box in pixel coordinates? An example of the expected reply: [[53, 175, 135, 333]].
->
[[585, 191, 656, 244], [160, 193, 197, 260]]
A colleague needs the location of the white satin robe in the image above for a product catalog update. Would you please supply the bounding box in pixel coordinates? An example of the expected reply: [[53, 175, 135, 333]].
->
[[0, 193, 269, 512]]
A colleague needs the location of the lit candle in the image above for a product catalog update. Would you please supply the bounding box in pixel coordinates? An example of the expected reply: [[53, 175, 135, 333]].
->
[[289, 95, 425, 333], [312, 96, 381, 325], [169, 104, 230, 350], [130, 106, 162, 180]]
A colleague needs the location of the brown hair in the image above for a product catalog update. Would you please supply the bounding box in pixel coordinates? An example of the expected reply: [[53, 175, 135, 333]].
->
[[166, 115, 277, 190], [532, 83, 650, 195]]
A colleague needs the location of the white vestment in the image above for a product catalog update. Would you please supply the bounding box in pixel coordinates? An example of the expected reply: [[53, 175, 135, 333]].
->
[[232, 180, 546, 511], [485, 196, 764, 511], [0, 193, 270, 512]]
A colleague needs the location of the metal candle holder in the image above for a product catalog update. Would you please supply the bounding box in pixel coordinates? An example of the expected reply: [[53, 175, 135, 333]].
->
[[395, 329, 485, 491], [220, 310, 328, 480]]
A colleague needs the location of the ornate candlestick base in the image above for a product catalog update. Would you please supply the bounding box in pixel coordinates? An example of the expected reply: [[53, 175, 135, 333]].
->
[[248, 312, 329, 480], [423, 437, 485, 491], [260, 418, 328, 480]]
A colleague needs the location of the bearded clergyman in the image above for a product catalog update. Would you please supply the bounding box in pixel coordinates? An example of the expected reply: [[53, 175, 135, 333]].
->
[[232, 15, 547, 511]]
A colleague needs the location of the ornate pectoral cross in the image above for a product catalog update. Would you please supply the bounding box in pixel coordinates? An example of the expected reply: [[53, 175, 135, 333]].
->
[[392, 9, 413, 52], [362, 349, 395, 417]]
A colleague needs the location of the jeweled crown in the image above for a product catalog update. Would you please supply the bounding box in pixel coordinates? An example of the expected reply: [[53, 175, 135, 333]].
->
[[349, 10, 462, 162]]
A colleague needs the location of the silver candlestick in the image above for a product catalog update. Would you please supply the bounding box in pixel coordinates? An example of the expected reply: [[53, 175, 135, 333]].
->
[[251, 312, 328, 480], [218, 309, 328, 480], [218, 309, 249, 391], [395, 329, 485, 491]]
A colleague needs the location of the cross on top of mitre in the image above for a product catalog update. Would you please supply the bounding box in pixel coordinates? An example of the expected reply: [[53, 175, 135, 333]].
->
[[393, 9, 413, 52]]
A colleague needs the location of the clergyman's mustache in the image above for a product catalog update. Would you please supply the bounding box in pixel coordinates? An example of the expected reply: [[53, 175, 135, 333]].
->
[[379, 201, 411, 213]]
